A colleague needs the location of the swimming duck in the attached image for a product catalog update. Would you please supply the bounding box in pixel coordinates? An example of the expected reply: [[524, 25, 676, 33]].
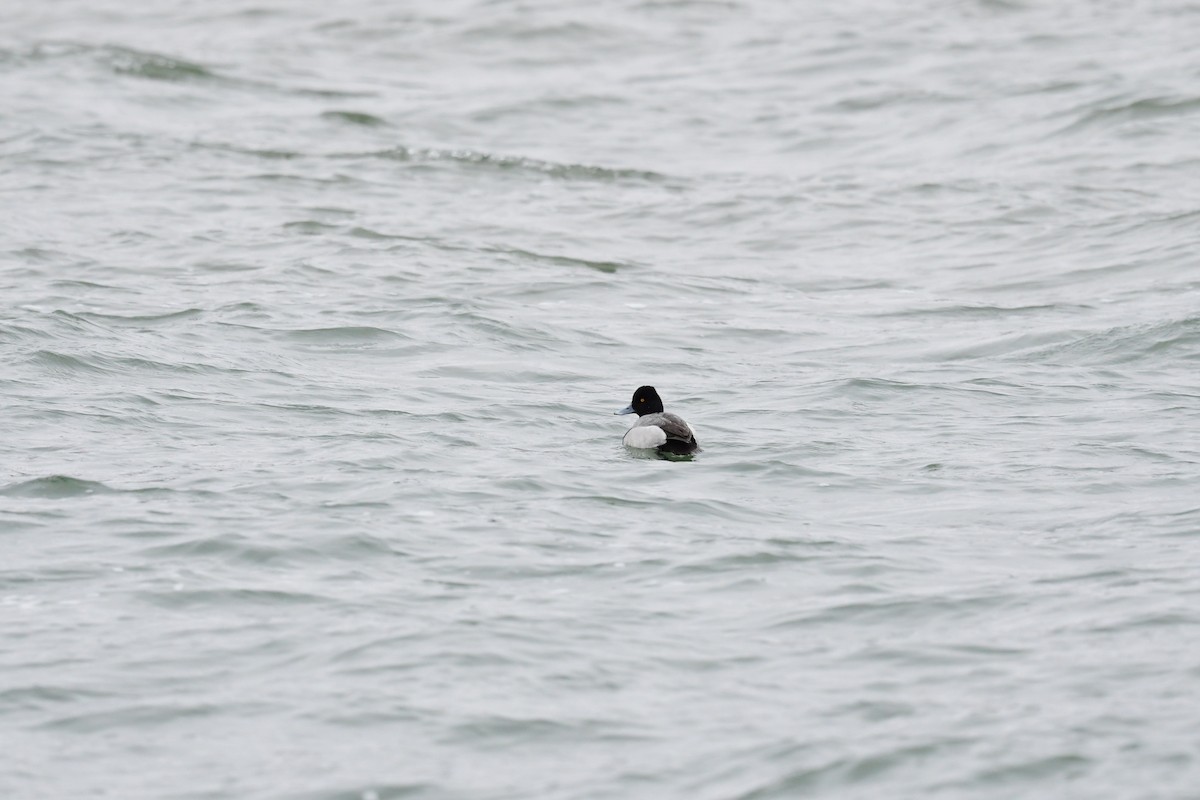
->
[[615, 385, 700, 455]]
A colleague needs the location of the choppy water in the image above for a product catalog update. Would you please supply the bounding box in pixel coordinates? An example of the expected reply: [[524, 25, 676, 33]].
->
[[4, 1, 1200, 797]]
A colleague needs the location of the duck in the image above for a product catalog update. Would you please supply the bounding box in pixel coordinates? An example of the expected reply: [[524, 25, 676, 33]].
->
[[615, 385, 700, 455]]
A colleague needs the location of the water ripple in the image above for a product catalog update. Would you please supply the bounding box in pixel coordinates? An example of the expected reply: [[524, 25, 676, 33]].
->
[[0, 476, 113, 499]]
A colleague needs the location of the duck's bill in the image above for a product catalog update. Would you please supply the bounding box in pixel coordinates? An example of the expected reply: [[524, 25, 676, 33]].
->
[[615, 404, 635, 415]]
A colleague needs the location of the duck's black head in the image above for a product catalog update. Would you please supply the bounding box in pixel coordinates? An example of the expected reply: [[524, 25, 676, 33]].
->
[[615, 385, 664, 416]]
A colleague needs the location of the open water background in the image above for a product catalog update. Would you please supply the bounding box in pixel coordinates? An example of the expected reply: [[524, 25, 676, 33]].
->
[[3, 1, 1200, 797]]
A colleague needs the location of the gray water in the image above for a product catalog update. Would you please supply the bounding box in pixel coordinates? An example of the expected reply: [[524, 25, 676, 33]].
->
[[3, 1, 1200, 797]]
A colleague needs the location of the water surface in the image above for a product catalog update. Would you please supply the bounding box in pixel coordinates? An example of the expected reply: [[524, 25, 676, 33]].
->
[[3, 1, 1200, 798]]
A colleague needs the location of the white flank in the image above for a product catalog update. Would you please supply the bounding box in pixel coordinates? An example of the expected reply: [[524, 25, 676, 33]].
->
[[623, 425, 668, 449]]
